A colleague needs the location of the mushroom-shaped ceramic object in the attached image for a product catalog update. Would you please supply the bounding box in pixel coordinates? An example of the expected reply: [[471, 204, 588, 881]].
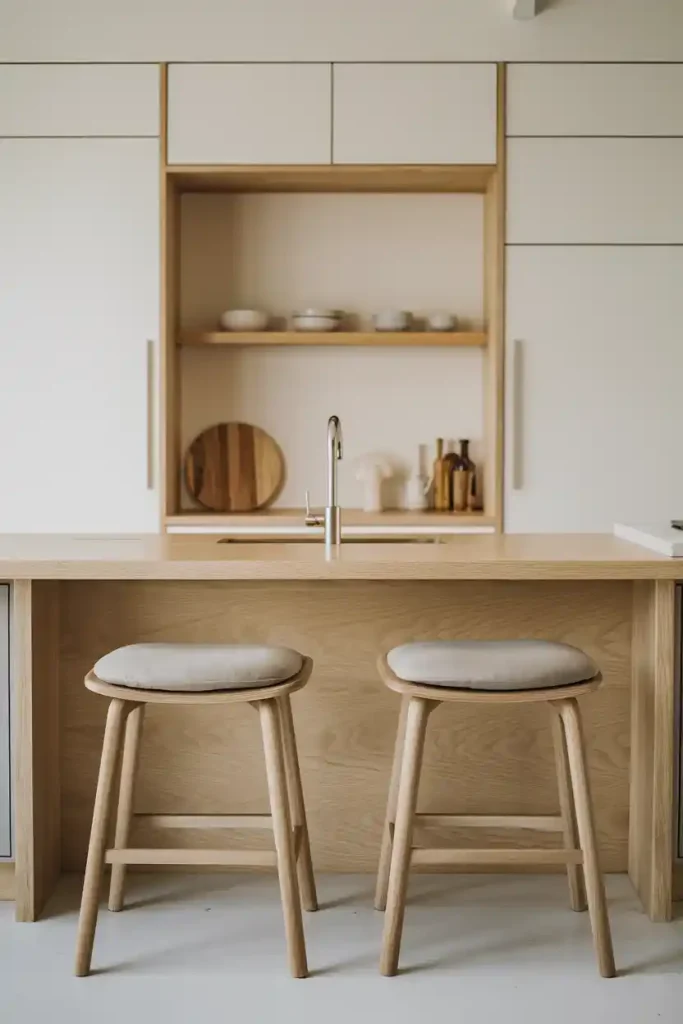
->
[[354, 454, 394, 513]]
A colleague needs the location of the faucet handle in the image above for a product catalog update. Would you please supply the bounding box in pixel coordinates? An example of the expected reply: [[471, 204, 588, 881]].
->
[[304, 489, 323, 527]]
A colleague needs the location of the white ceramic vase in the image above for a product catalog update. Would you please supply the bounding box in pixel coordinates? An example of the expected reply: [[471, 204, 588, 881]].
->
[[406, 474, 429, 511]]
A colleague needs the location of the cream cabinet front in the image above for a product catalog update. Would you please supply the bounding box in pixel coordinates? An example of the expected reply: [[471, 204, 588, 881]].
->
[[505, 246, 683, 533], [0, 64, 160, 137], [332, 63, 498, 164], [507, 138, 683, 244], [0, 138, 160, 532], [167, 63, 332, 165], [507, 63, 683, 138]]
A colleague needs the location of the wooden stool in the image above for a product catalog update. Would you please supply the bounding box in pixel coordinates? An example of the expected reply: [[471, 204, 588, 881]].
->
[[74, 643, 316, 979], [375, 640, 615, 979]]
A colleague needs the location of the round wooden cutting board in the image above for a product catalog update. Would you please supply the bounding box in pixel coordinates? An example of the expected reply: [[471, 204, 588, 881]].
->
[[184, 422, 285, 512]]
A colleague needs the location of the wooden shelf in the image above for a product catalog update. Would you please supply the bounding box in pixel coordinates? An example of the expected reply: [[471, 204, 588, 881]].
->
[[180, 331, 487, 348], [166, 163, 495, 195], [166, 509, 495, 530]]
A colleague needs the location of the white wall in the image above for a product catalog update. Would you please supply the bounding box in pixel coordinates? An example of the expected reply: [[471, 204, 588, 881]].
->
[[2, 0, 682, 62]]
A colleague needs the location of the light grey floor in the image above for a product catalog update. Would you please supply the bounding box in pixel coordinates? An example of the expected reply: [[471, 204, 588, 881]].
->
[[1, 873, 682, 1023]]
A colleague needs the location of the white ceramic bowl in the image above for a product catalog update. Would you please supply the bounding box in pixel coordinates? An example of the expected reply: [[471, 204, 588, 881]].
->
[[373, 309, 411, 332], [426, 311, 457, 331], [220, 309, 269, 332]]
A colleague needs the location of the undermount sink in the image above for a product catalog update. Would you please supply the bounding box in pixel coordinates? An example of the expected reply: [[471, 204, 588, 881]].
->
[[217, 535, 445, 545]]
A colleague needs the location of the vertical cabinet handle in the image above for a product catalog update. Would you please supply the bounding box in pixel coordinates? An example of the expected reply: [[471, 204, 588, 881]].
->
[[511, 339, 524, 491], [146, 339, 155, 491]]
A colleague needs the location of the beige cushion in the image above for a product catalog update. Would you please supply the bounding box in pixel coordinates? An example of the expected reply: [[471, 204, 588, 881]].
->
[[93, 643, 304, 692], [387, 640, 597, 691]]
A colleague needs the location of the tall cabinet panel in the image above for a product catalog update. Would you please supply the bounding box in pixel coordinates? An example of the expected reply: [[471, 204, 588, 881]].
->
[[506, 63, 683, 533], [0, 586, 8, 859], [0, 138, 160, 531], [505, 247, 683, 533]]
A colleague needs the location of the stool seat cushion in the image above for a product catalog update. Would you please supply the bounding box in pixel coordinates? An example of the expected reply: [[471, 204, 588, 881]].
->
[[93, 643, 304, 692], [387, 640, 597, 691]]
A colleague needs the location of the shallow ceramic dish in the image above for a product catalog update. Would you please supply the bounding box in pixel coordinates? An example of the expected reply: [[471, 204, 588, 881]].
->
[[292, 314, 339, 332], [294, 308, 341, 318], [220, 309, 269, 331], [292, 308, 342, 332]]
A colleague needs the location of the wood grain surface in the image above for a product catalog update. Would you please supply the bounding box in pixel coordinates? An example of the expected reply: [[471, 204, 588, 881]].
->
[[58, 579, 631, 873], [167, 164, 495, 195], [184, 422, 284, 512], [13, 580, 61, 921], [0, 863, 15, 900], [180, 331, 487, 348], [629, 580, 677, 920], [1, 533, 681, 581]]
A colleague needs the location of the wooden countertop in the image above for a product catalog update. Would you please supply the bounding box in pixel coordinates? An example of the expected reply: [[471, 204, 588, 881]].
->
[[0, 533, 680, 581]]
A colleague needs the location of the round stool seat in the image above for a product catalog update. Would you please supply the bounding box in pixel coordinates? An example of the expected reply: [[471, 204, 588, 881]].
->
[[93, 642, 303, 692], [387, 640, 597, 692]]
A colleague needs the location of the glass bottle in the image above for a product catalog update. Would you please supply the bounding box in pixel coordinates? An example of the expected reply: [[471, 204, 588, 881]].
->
[[433, 438, 446, 510]]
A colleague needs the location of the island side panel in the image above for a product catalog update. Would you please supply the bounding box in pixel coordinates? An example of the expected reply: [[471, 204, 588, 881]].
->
[[630, 579, 676, 921], [58, 579, 632, 878], [0, 863, 14, 900], [13, 580, 61, 921]]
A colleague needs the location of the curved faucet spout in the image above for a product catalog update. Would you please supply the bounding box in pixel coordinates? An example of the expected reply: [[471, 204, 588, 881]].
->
[[325, 416, 343, 547], [328, 415, 343, 458]]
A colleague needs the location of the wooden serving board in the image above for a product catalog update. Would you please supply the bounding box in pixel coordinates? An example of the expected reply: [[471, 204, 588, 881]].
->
[[184, 423, 284, 512]]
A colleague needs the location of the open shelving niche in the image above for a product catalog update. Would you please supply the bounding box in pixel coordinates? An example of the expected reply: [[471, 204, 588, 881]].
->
[[160, 81, 505, 535]]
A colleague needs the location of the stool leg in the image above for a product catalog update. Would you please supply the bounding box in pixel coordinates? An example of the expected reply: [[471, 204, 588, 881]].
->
[[380, 696, 431, 977], [551, 709, 587, 912], [559, 698, 616, 979], [74, 698, 127, 977], [375, 695, 409, 911], [108, 704, 145, 912], [278, 695, 318, 913], [259, 698, 308, 979]]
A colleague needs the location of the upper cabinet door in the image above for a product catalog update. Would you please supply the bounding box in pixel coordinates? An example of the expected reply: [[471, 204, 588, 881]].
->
[[505, 246, 683, 533], [0, 64, 159, 136], [507, 138, 683, 243], [0, 138, 159, 532], [508, 64, 683, 137], [167, 64, 332, 165], [333, 63, 497, 164]]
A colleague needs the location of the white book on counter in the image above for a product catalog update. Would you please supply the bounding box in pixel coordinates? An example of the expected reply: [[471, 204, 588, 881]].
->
[[614, 522, 683, 557]]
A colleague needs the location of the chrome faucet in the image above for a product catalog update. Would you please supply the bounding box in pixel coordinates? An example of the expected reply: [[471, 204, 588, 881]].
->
[[305, 415, 343, 549]]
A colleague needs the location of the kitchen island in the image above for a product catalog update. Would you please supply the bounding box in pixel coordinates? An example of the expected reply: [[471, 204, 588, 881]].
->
[[3, 533, 679, 925]]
